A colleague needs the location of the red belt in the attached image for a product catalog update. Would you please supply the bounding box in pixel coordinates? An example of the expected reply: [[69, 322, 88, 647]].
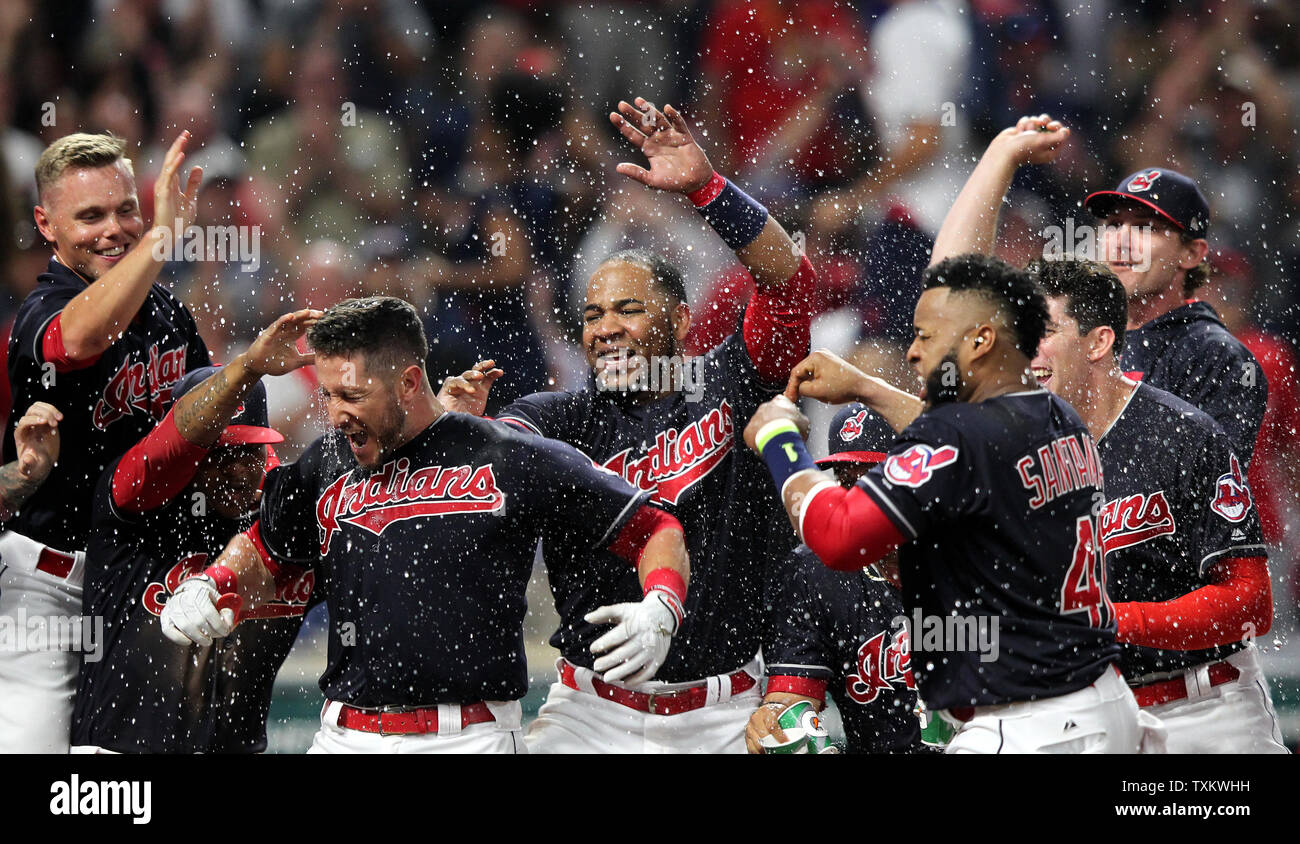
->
[[1131, 662, 1240, 708], [36, 548, 75, 579], [560, 661, 756, 716], [333, 701, 495, 736]]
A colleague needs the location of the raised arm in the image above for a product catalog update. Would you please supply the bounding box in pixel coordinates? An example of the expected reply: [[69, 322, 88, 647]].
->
[[786, 349, 923, 434], [611, 97, 817, 381], [172, 309, 321, 446], [111, 309, 320, 514], [610, 98, 803, 288], [928, 115, 1070, 267], [53, 132, 203, 362]]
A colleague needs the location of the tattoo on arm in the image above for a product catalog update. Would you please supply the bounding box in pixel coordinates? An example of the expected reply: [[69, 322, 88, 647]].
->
[[0, 460, 42, 519], [174, 364, 257, 447]]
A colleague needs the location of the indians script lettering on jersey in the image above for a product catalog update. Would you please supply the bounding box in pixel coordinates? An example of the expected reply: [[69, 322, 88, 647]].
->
[[495, 332, 798, 681], [315, 458, 505, 553], [847, 626, 915, 705], [600, 401, 733, 505], [93, 343, 188, 430], [1101, 491, 1176, 554], [141, 553, 313, 619], [1095, 382, 1267, 678]]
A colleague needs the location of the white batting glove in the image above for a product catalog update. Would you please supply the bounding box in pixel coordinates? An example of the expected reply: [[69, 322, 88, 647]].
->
[[159, 575, 237, 647], [586, 591, 682, 685]]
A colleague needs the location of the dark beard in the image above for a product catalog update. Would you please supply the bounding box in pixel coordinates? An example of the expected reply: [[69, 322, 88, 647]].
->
[[349, 395, 408, 478], [924, 351, 963, 407]]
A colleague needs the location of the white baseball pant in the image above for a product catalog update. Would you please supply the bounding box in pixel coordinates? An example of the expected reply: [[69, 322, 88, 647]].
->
[[942, 665, 1150, 754], [0, 531, 86, 754], [1138, 644, 1288, 754], [525, 656, 762, 754], [308, 700, 527, 754]]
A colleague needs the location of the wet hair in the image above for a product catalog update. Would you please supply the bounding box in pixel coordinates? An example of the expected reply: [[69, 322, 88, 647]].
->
[[35, 133, 133, 201], [601, 248, 689, 305], [307, 296, 429, 374], [1028, 257, 1127, 357], [922, 254, 1048, 359]]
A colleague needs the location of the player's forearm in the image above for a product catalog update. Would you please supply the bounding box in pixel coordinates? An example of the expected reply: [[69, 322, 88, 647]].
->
[[0, 460, 45, 520], [855, 375, 924, 433], [690, 175, 802, 289], [735, 217, 806, 290], [929, 144, 1018, 266], [1114, 556, 1273, 650], [214, 532, 277, 611], [635, 524, 689, 589], [57, 227, 169, 360], [172, 356, 262, 446]]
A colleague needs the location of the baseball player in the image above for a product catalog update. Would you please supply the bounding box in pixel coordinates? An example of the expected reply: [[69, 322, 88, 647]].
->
[[926, 114, 1280, 751], [1085, 161, 1266, 464], [73, 311, 322, 753], [753, 253, 1143, 754], [476, 98, 816, 753], [1029, 260, 1286, 753], [159, 297, 691, 754], [1, 130, 209, 752], [928, 113, 1265, 464], [747, 404, 927, 755]]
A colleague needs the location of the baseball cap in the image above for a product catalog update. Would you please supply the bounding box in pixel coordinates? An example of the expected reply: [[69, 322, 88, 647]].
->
[[1083, 168, 1211, 239], [170, 365, 284, 447], [818, 403, 895, 467]]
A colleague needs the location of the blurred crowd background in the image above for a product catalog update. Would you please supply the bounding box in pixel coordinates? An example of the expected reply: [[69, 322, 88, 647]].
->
[[1, 0, 1298, 650]]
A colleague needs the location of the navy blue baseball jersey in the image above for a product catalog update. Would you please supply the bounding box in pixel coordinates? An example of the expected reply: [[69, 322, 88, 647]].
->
[[1122, 301, 1266, 465], [496, 332, 797, 681], [1097, 381, 1267, 680], [256, 412, 649, 707], [75, 453, 315, 753], [764, 545, 924, 753], [856, 389, 1121, 710], [4, 259, 210, 549]]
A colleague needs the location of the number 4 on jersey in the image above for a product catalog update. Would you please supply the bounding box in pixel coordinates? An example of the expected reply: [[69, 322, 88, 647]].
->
[[1061, 514, 1113, 628]]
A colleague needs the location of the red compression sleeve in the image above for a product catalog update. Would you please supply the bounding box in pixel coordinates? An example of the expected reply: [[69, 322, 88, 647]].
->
[[742, 255, 817, 383], [244, 521, 284, 579], [608, 505, 683, 566], [111, 409, 211, 513], [42, 313, 101, 372], [1113, 556, 1272, 650], [766, 675, 828, 704], [801, 483, 906, 572]]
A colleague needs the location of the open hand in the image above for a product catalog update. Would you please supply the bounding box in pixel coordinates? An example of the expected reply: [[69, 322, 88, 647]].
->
[[244, 309, 322, 377], [610, 98, 714, 195]]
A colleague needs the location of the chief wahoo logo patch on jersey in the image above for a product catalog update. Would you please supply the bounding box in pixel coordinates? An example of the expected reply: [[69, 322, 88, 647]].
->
[[1126, 170, 1162, 192], [1210, 454, 1253, 523], [882, 444, 959, 489]]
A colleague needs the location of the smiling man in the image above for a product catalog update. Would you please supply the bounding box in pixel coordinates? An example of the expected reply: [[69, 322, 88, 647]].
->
[[757, 254, 1143, 753], [1083, 169, 1266, 464], [1028, 260, 1284, 753], [482, 98, 816, 754], [0, 130, 210, 752], [159, 297, 690, 754]]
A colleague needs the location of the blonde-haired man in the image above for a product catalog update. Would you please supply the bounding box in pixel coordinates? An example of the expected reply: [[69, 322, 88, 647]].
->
[[0, 130, 210, 752]]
